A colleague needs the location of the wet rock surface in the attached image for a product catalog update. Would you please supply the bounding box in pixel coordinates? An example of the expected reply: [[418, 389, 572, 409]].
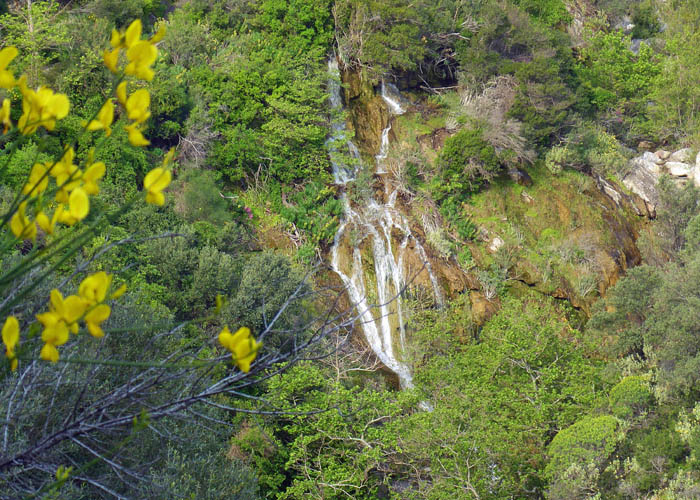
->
[[340, 66, 388, 155]]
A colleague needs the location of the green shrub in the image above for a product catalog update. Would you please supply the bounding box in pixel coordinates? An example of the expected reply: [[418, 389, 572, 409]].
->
[[609, 376, 653, 419], [435, 129, 500, 202], [631, 1, 661, 39], [544, 122, 629, 176], [181, 169, 233, 226], [439, 198, 478, 241], [625, 426, 686, 493], [457, 247, 474, 269], [575, 29, 660, 113], [0, 141, 51, 189], [546, 415, 619, 480], [280, 181, 341, 247], [513, 0, 572, 26]]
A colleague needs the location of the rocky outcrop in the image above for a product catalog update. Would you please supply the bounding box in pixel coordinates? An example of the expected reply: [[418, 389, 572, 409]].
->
[[509, 168, 533, 187], [622, 147, 700, 216], [594, 175, 651, 218], [341, 67, 389, 155]]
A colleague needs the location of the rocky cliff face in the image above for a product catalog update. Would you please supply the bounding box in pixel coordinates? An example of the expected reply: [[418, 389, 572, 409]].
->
[[623, 148, 700, 216], [340, 69, 389, 155]]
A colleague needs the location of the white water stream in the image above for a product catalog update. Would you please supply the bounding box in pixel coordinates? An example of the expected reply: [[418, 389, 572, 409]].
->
[[327, 60, 362, 184], [328, 62, 442, 389]]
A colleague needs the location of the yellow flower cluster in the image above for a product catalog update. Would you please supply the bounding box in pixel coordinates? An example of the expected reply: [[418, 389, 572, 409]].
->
[[9, 147, 106, 241], [104, 19, 164, 81], [0, 47, 18, 88], [118, 83, 151, 147], [0, 47, 70, 136], [103, 19, 163, 147], [2, 20, 174, 242], [1, 273, 125, 369], [36, 272, 125, 363], [218, 326, 261, 373], [0, 19, 182, 372], [17, 78, 70, 135]]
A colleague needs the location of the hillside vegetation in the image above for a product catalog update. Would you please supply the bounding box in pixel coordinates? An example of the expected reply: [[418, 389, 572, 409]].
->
[[1, 0, 700, 498]]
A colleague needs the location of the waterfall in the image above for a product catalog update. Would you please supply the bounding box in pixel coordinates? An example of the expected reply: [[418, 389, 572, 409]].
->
[[381, 81, 406, 114], [327, 61, 443, 389], [375, 124, 391, 174], [327, 59, 361, 184]]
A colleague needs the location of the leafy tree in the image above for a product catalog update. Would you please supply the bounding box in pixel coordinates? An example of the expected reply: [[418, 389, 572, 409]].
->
[[404, 296, 603, 498], [545, 415, 619, 482], [0, 0, 70, 84], [587, 264, 662, 358], [609, 376, 653, 419], [648, 1, 700, 145], [575, 28, 659, 115], [249, 362, 413, 499]]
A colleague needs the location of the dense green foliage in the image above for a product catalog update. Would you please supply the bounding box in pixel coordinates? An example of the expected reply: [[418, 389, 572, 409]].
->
[[3, 0, 700, 497]]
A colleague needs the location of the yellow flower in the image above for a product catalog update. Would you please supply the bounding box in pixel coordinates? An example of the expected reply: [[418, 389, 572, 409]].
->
[[2, 316, 19, 371], [86, 99, 114, 136], [84, 304, 111, 338], [83, 161, 106, 195], [79, 272, 112, 305], [44, 289, 87, 333], [9, 202, 36, 241], [17, 84, 70, 135], [150, 24, 166, 44], [37, 310, 69, 347], [57, 209, 79, 227], [40, 343, 60, 363], [125, 89, 150, 123], [218, 326, 260, 373], [143, 167, 171, 206], [36, 206, 63, 234], [36, 286, 98, 364], [53, 150, 82, 204], [125, 122, 150, 147], [0, 46, 18, 89], [51, 147, 76, 179], [55, 171, 82, 204], [109, 20, 160, 81], [0, 98, 11, 133], [111, 283, 127, 299], [125, 41, 157, 81], [162, 147, 176, 167], [22, 162, 49, 198], [68, 187, 89, 222], [103, 47, 120, 73], [116, 81, 128, 107], [111, 19, 143, 50]]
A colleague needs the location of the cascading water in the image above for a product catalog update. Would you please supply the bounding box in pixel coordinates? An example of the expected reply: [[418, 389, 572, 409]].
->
[[328, 61, 443, 389], [375, 125, 391, 173], [381, 81, 406, 114], [327, 59, 361, 184]]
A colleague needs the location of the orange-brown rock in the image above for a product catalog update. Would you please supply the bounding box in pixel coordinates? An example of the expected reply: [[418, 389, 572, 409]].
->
[[470, 291, 499, 326]]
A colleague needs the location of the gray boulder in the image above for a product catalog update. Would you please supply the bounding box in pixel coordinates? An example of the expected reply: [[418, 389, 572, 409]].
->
[[666, 162, 692, 177], [669, 148, 693, 163], [623, 155, 661, 213]]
